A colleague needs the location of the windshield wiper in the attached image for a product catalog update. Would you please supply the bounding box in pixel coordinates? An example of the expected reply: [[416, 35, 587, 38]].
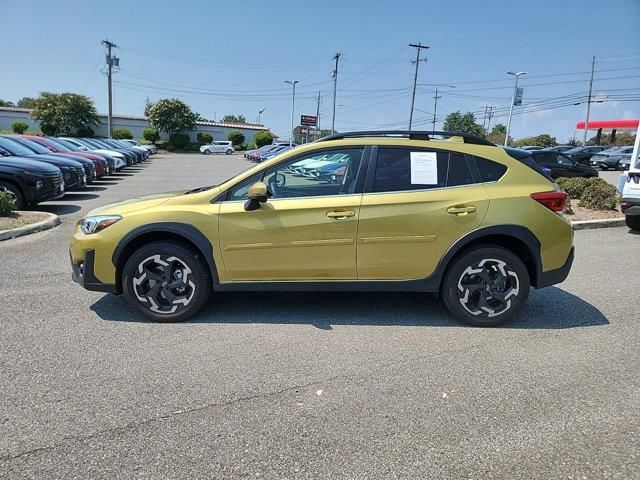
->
[[185, 185, 216, 194]]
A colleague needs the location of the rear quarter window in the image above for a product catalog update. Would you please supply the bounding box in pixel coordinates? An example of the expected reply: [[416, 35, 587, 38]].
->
[[473, 156, 508, 182]]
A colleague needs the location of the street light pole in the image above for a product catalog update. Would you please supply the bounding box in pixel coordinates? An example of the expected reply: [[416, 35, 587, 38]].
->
[[258, 108, 265, 125], [285, 80, 298, 147], [504, 71, 526, 146]]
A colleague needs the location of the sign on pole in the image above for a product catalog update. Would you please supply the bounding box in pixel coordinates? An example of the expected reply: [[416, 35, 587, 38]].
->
[[301, 115, 317, 127], [513, 87, 524, 106]]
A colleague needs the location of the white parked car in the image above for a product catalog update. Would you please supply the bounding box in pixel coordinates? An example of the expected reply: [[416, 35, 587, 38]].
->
[[200, 141, 235, 155], [120, 139, 157, 155]]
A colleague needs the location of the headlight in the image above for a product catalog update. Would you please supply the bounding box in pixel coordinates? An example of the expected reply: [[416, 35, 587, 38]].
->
[[35, 180, 44, 190], [78, 215, 121, 234]]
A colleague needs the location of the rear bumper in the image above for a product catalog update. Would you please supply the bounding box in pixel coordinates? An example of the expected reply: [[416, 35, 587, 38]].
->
[[621, 197, 640, 216], [536, 247, 575, 289]]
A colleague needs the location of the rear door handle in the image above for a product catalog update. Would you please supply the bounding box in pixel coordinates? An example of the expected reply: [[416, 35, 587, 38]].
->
[[446, 205, 477, 216], [326, 210, 356, 219]]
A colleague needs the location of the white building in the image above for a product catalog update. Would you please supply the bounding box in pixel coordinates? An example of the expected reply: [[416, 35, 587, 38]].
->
[[0, 107, 271, 144]]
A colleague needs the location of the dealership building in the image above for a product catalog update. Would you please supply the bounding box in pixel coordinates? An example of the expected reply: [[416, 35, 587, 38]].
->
[[0, 107, 270, 144]]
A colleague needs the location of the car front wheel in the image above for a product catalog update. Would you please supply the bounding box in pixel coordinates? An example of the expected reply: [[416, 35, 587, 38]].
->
[[203, 149, 211, 155], [441, 246, 530, 327], [122, 241, 211, 322], [226, 149, 233, 155]]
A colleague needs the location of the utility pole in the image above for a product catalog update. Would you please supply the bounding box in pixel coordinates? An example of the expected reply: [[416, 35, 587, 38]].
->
[[486, 106, 494, 133], [102, 39, 118, 138], [408, 43, 429, 130], [431, 88, 442, 131], [331, 52, 341, 134], [504, 70, 527, 146], [583, 55, 596, 143], [315, 91, 321, 139], [482, 105, 489, 131], [257, 108, 265, 124], [284, 80, 298, 147]]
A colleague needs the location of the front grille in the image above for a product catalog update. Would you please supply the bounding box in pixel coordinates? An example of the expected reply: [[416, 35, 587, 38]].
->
[[42, 171, 63, 189]]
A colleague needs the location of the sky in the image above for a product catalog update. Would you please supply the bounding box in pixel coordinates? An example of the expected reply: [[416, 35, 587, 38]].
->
[[1, 0, 639, 142]]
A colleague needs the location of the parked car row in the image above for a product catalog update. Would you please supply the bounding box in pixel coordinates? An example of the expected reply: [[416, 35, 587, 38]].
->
[[534, 145, 634, 172], [0, 135, 156, 210], [243, 142, 297, 162]]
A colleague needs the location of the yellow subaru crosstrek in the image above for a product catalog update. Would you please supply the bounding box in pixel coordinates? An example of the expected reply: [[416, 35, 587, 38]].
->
[[70, 131, 574, 327]]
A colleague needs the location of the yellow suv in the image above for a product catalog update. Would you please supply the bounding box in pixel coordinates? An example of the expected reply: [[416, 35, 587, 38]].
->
[[70, 131, 574, 327]]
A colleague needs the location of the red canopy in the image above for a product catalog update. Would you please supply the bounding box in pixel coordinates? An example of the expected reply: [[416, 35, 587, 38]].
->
[[576, 119, 639, 130]]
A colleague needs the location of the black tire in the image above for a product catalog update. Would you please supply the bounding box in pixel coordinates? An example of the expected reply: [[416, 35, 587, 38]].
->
[[0, 181, 26, 210], [626, 215, 640, 231], [122, 241, 211, 322], [203, 149, 211, 155], [226, 149, 233, 155], [441, 246, 530, 327]]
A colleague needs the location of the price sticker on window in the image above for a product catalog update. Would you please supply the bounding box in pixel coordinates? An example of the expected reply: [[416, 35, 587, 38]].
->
[[410, 151, 438, 184]]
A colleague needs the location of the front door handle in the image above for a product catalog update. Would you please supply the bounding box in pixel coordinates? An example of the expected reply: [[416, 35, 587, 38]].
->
[[446, 205, 477, 216], [326, 210, 356, 219]]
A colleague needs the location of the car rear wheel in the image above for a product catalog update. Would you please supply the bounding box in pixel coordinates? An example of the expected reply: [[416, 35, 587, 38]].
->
[[626, 215, 640, 231], [441, 246, 530, 327], [0, 182, 25, 210], [122, 241, 211, 322], [203, 149, 211, 155]]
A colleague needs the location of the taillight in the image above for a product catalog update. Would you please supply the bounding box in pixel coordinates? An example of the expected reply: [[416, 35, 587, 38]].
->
[[531, 191, 568, 213]]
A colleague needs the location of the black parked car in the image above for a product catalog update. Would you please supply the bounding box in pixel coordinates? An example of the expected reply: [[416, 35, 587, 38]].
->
[[530, 151, 599, 179], [0, 155, 65, 209], [541, 145, 574, 153], [564, 145, 608, 165], [0, 137, 87, 190]]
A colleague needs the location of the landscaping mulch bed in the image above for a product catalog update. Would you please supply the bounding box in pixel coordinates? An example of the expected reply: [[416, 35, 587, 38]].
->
[[565, 205, 624, 222], [0, 212, 50, 232]]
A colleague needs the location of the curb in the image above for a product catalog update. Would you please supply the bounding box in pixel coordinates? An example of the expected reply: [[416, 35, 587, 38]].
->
[[571, 218, 626, 230], [0, 212, 61, 241]]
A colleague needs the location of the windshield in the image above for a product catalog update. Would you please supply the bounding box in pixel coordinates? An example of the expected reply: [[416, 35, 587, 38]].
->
[[84, 138, 108, 148], [55, 138, 82, 151], [0, 137, 35, 156], [43, 138, 73, 152], [7, 136, 51, 154]]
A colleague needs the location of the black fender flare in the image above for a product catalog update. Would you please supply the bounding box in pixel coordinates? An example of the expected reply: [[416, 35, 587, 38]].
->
[[111, 222, 219, 284]]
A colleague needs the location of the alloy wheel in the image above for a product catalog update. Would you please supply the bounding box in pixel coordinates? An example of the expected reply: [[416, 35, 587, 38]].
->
[[132, 254, 196, 314], [457, 258, 519, 318]]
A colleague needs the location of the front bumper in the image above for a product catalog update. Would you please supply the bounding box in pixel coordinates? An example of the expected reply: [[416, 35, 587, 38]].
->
[[70, 249, 118, 293]]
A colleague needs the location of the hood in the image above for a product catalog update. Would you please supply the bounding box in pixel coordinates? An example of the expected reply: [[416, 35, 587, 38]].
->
[[87, 190, 187, 216], [0, 155, 61, 173], [25, 153, 84, 168]]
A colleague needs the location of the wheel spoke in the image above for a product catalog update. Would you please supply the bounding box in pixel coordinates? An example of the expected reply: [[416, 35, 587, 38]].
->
[[143, 266, 163, 281]]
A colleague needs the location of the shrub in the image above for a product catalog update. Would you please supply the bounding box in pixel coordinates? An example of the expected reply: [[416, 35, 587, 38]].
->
[[143, 128, 160, 143], [254, 130, 273, 148], [228, 131, 245, 146], [185, 142, 201, 152], [247, 143, 256, 150], [40, 123, 57, 136], [169, 133, 190, 149], [11, 122, 29, 134], [165, 144, 176, 152], [155, 140, 170, 151], [76, 126, 95, 137], [556, 177, 590, 199], [112, 128, 133, 139], [0, 190, 16, 216], [578, 182, 619, 210], [197, 132, 213, 145]]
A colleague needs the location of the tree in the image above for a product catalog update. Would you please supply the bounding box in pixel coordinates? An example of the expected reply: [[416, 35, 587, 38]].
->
[[11, 122, 29, 134], [222, 114, 247, 123], [31, 92, 99, 136], [513, 133, 557, 148], [197, 132, 213, 145], [0, 99, 15, 107], [442, 111, 486, 138], [143, 128, 160, 143], [228, 131, 245, 146], [487, 124, 507, 145], [147, 98, 197, 136], [144, 98, 154, 117], [254, 130, 274, 147], [587, 131, 636, 146], [112, 128, 133, 139], [16, 97, 37, 109]]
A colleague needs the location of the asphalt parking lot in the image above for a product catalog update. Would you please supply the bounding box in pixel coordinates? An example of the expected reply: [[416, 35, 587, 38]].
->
[[1, 153, 639, 479]]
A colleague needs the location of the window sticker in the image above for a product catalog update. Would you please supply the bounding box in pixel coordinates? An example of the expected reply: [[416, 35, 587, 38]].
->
[[410, 151, 438, 184]]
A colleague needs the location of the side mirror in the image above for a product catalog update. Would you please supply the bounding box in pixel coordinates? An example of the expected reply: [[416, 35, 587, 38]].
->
[[244, 181, 268, 211]]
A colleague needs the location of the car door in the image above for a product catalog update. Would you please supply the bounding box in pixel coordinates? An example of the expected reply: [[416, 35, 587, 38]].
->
[[555, 153, 581, 177], [217, 147, 368, 281], [357, 146, 490, 280]]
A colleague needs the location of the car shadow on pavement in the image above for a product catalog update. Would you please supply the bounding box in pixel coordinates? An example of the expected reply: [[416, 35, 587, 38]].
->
[[37, 203, 81, 215], [91, 286, 608, 330], [62, 192, 100, 201]]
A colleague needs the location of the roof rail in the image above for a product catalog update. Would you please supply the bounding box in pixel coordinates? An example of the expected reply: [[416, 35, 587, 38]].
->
[[316, 130, 495, 147]]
